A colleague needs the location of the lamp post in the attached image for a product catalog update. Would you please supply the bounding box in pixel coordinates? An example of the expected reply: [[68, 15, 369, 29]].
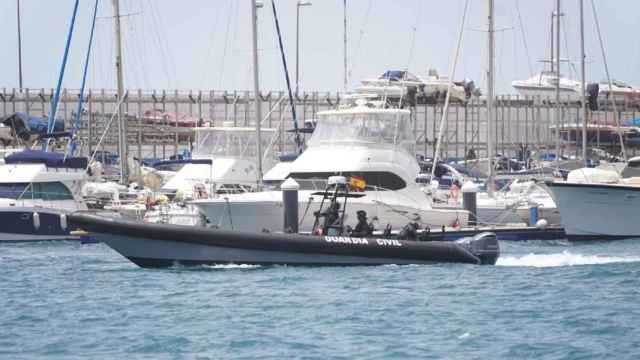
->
[[295, 0, 312, 96]]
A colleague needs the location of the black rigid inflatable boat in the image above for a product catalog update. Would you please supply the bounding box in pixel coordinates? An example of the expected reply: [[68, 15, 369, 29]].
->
[[68, 213, 499, 267]]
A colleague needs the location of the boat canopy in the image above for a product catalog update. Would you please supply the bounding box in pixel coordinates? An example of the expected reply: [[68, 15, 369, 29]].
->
[[309, 109, 415, 155], [1, 112, 64, 141], [193, 128, 275, 159], [5, 150, 88, 169]]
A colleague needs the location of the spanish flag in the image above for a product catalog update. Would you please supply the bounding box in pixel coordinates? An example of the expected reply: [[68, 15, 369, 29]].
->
[[348, 176, 366, 191]]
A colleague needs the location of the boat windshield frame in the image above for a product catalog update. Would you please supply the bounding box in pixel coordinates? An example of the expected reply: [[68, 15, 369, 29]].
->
[[193, 128, 275, 159], [308, 109, 415, 155]]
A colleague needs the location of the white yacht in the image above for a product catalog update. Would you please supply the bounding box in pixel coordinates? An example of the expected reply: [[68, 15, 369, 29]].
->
[[160, 124, 277, 196], [356, 69, 471, 102], [546, 167, 640, 240], [598, 79, 640, 102], [512, 70, 582, 100], [192, 99, 468, 233], [144, 124, 277, 226], [0, 149, 88, 241]]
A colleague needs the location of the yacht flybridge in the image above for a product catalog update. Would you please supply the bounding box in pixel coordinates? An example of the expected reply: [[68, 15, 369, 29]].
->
[[192, 98, 469, 233], [161, 124, 278, 196]]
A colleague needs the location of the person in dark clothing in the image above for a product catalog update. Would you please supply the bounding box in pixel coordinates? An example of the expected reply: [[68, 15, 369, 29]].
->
[[352, 210, 374, 236]]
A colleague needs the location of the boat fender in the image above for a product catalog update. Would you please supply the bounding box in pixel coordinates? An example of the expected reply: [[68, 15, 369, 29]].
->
[[535, 218, 548, 230], [60, 214, 68, 231], [33, 212, 40, 231]]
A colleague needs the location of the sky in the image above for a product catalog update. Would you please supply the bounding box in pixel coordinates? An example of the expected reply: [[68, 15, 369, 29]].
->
[[0, 0, 638, 94]]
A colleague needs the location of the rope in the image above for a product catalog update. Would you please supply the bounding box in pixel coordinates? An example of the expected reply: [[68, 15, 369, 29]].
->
[[85, 95, 127, 171], [514, 0, 533, 75], [431, 0, 470, 177], [590, 0, 627, 162]]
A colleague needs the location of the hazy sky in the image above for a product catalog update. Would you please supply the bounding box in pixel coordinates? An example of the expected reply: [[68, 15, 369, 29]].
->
[[0, 0, 638, 94]]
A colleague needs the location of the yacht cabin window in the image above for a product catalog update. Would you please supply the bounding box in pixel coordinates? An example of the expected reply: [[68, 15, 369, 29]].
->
[[287, 171, 406, 191], [0, 182, 74, 200], [193, 129, 273, 159]]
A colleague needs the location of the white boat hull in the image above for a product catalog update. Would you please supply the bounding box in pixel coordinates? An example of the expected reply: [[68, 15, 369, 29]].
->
[[547, 182, 640, 239]]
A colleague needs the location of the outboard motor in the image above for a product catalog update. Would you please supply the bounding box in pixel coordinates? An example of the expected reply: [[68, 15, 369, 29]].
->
[[455, 232, 499, 265], [402, 86, 417, 108], [587, 83, 599, 111], [463, 80, 476, 99]]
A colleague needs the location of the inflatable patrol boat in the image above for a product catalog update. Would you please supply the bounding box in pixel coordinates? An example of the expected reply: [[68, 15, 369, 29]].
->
[[68, 212, 499, 267]]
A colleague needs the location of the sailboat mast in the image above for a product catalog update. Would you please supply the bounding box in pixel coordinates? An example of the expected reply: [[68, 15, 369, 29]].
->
[[487, 0, 495, 194], [343, 0, 347, 92], [251, 0, 263, 187], [554, 0, 561, 165], [16, 0, 23, 90], [113, 0, 128, 184], [579, 0, 587, 166]]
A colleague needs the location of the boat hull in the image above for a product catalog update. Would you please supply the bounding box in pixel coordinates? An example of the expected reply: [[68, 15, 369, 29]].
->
[[68, 213, 498, 267], [0, 207, 77, 242], [547, 182, 640, 239]]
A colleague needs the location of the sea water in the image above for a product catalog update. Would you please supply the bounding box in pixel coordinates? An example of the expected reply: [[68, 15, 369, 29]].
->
[[1, 239, 640, 359]]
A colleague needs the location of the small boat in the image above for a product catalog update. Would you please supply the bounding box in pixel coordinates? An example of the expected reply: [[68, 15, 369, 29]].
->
[[67, 212, 499, 267]]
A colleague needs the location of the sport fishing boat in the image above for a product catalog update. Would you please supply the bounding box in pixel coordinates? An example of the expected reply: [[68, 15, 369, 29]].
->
[[546, 167, 640, 240], [0, 149, 88, 241], [67, 182, 498, 267], [160, 124, 277, 196], [143, 124, 278, 226], [192, 99, 469, 233]]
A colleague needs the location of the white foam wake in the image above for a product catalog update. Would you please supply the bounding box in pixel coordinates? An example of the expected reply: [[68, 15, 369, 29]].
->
[[200, 264, 261, 269], [496, 250, 640, 267]]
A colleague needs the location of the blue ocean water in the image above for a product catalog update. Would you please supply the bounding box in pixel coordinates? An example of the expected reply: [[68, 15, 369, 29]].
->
[[1, 239, 640, 359]]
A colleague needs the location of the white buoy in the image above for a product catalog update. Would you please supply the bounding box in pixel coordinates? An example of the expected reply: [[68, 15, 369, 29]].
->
[[535, 218, 548, 230], [60, 213, 68, 231]]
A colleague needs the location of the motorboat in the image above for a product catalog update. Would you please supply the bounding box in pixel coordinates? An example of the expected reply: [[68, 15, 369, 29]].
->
[[512, 70, 582, 100], [160, 124, 278, 196], [192, 99, 469, 233], [0, 149, 88, 241], [598, 80, 640, 102], [356, 69, 474, 103], [143, 124, 278, 226], [356, 70, 426, 100], [67, 194, 499, 267], [546, 167, 640, 240]]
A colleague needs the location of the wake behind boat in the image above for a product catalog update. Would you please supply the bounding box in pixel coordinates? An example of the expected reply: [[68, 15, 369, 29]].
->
[[67, 212, 499, 267]]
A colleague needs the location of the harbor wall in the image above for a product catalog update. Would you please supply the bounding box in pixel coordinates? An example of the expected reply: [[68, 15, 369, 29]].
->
[[1, 87, 638, 160]]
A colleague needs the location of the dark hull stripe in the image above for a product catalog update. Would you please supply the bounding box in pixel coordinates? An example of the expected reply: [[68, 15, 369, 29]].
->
[[127, 257, 439, 268]]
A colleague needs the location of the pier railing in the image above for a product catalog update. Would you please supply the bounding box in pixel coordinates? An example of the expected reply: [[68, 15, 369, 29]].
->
[[1, 87, 639, 161]]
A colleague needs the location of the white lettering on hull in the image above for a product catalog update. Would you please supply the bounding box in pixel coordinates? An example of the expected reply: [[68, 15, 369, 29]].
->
[[376, 239, 403, 247], [324, 236, 369, 245]]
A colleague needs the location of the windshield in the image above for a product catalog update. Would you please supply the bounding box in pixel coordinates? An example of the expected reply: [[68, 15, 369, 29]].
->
[[308, 110, 415, 155], [379, 70, 419, 82], [193, 129, 274, 159]]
